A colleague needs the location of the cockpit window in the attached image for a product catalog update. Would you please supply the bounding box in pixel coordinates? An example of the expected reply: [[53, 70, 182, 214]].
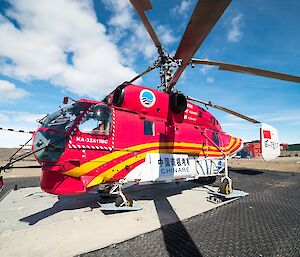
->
[[79, 104, 112, 135], [42, 102, 89, 131]]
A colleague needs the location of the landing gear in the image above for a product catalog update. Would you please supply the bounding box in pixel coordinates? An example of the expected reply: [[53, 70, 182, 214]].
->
[[115, 193, 133, 207], [97, 181, 139, 210], [98, 181, 137, 210], [219, 176, 232, 195], [217, 155, 232, 195]]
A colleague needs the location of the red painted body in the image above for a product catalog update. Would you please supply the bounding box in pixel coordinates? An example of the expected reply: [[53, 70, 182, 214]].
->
[[32, 84, 242, 195]]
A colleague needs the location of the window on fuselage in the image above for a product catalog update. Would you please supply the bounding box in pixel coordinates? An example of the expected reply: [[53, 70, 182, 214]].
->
[[144, 120, 154, 136], [212, 132, 220, 146], [79, 104, 112, 135]]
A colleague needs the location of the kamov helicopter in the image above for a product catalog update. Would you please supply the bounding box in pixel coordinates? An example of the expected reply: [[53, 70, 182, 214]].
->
[[1, 0, 300, 208]]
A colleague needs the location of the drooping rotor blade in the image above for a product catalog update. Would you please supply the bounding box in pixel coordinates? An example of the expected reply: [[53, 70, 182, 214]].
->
[[129, 0, 163, 54], [102, 62, 158, 102], [191, 59, 300, 83], [187, 96, 260, 124], [129, 62, 158, 83], [169, 0, 231, 90]]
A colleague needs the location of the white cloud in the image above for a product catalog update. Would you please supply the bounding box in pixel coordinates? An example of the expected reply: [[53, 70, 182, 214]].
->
[[103, 0, 157, 63], [199, 58, 214, 74], [103, 0, 176, 65], [227, 14, 243, 42], [0, 130, 33, 148], [171, 0, 193, 17], [0, 113, 9, 121], [199, 65, 212, 74], [15, 112, 44, 124], [0, 80, 29, 103], [0, 0, 138, 98], [0, 111, 44, 127], [0, 110, 44, 147], [252, 109, 300, 124], [206, 77, 215, 83], [157, 25, 176, 45]]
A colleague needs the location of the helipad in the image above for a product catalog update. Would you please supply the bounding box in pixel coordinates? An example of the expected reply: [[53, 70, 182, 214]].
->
[[0, 182, 238, 257]]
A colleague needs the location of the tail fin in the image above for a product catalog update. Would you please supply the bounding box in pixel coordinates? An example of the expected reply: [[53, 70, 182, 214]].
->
[[260, 123, 280, 161]]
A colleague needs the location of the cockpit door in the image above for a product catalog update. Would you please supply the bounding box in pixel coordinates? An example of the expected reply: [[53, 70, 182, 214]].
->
[[68, 105, 114, 151]]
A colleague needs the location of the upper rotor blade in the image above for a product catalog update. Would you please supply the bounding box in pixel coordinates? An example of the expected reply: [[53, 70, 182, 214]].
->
[[169, 0, 231, 89], [129, 0, 163, 53], [187, 96, 260, 124], [192, 59, 300, 83]]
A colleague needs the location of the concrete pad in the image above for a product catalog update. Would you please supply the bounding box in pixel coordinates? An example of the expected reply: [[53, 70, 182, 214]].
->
[[0, 182, 238, 257]]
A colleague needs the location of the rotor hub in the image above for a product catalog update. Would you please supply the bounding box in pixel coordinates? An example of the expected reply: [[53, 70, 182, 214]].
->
[[155, 50, 182, 92]]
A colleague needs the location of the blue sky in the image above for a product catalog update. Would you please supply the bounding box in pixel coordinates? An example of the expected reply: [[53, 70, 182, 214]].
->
[[0, 0, 299, 147]]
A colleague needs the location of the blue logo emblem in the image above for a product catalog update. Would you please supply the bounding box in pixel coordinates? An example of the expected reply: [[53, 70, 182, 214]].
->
[[140, 89, 156, 108], [217, 160, 223, 171]]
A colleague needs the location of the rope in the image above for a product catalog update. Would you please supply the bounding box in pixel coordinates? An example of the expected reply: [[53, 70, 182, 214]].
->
[[0, 127, 34, 134]]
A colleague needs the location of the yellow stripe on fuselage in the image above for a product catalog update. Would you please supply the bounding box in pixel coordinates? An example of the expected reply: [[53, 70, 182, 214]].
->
[[64, 139, 237, 178], [87, 139, 241, 187], [87, 148, 201, 187]]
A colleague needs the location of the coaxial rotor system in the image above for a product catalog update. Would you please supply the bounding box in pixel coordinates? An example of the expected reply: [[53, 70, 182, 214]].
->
[[127, 0, 300, 123]]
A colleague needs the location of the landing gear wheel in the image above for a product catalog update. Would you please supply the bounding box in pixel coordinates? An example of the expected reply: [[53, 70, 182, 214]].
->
[[219, 177, 231, 195], [115, 193, 133, 207]]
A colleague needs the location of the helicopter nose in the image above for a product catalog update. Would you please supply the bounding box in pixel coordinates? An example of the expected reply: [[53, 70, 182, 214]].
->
[[33, 129, 67, 162]]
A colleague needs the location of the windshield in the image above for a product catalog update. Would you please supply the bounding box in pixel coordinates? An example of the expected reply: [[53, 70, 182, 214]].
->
[[42, 102, 90, 131], [33, 130, 66, 162], [79, 104, 112, 135]]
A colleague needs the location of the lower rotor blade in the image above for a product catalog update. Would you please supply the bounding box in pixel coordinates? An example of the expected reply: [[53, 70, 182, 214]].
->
[[102, 63, 158, 102], [129, 64, 157, 83], [191, 59, 300, 83], [187, 96, 260, 124]]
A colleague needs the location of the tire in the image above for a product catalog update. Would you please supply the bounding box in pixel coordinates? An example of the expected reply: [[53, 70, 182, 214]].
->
[[195, 176, 217, 185], [219, 178, 231, 195], [115, 193, 133, 207]]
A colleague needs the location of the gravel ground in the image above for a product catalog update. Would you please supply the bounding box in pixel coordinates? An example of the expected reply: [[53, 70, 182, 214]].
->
[[229, 157, 300, 173]]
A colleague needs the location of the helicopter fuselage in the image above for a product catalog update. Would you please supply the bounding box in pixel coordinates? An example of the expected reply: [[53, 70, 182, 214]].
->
[[33, 84, 242, 195]]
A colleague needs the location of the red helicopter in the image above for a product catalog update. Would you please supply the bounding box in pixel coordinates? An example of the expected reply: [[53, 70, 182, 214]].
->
[[1, 0, 299, 208]]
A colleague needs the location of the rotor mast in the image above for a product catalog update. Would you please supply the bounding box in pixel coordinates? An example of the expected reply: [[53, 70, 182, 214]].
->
[[129, 0, 232, 93]]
